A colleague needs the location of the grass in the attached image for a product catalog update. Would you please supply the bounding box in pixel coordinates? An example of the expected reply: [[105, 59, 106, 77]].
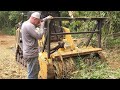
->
[[70, 57, 120, 79]]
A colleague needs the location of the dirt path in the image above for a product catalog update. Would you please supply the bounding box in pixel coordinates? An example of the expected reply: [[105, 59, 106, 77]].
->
[[0, 34, 27, 79], [105, 48, 120, 70]]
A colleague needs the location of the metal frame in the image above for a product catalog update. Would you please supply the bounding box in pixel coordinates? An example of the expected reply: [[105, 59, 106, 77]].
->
[[44, 17, 108, 58]]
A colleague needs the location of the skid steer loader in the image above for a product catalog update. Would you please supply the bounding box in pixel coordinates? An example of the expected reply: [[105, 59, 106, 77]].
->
[[15, 11, 108, 79]]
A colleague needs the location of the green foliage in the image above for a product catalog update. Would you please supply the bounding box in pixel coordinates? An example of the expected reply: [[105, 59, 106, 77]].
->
[[61, 11, 120, 48], [61, 11, 120, 35], [9, 11, 21, 26], [0, 11, 120, 36], [60, 11, 69, 17], [71, 57, 120, 79], [1, 27, 16, 35], [0, 11, 10, 29], [105, 37, 120, 49], [0, 11, 23, 35]]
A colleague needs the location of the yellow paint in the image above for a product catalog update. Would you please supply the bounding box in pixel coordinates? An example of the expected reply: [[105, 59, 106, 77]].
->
[[38, 35, 45, 46], [38, 59, 48, 79], [15, 28, 20, 48], [62, 27, 75, 50]]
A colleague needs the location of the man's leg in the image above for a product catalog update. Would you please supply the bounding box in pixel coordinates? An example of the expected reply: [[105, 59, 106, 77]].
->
[[27, 57, 40, 79]]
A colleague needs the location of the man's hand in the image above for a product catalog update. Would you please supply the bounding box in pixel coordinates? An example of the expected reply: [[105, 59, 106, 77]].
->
[[42, 15, 53, 21], [46, 15, 53, 19]]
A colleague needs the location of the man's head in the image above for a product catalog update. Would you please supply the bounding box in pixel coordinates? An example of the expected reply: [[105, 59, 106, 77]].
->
[[29, 12, 41, 27]]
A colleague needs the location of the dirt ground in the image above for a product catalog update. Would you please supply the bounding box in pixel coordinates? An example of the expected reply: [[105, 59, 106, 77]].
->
[[0, 34, 120, 79], [105, 48, 120, 70], [0, 34, 27, 79]]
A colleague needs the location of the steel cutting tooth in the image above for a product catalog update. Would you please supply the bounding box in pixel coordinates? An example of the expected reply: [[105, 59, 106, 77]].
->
[[64, 59, 69, 74], [53, 61, 59, 78], [58, 61, 63, 78], [63, 59, 68, 76], [53, 61, 61, 79], [69, 58, 75, 71]]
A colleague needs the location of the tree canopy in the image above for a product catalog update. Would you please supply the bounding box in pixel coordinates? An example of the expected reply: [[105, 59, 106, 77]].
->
[[0, 11, 120, 35]]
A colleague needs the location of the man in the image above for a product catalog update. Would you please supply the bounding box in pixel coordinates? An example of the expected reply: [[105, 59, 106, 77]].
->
[[21, 12, 53, 79]]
